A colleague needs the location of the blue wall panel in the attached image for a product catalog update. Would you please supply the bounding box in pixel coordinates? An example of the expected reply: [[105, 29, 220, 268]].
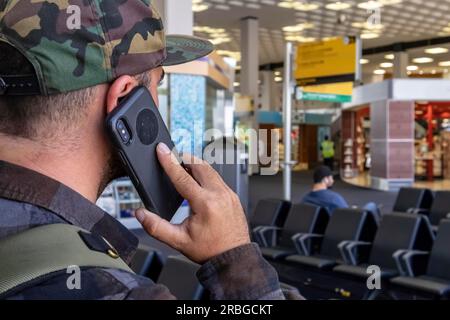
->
[[170, 74, 206, 157]]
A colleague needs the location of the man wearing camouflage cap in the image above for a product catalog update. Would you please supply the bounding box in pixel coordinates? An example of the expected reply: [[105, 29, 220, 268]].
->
[[0, 1, 301, 300]]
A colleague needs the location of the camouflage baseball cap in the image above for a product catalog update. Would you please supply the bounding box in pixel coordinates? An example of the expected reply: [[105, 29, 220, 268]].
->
[[0, 0, 214, 95]]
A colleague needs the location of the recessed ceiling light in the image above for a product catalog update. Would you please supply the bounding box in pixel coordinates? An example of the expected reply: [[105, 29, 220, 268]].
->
[[358, 1, 383, 10], [282, 23, 314, 32], [439, 61, 450, 67], [278, 1, 293, 8], [278, 1, 320, 11], [352, 22, 384, 30], [192, 4, 209, 12], [209, 37, 231, 45], [361, 33, 379, 39], [285, 35, 316, 43], [360, 58, 370, 64], [293, 2, 320, 11], [425, 47, 449, 54], [380, 62, 393, 68], [413, 57, 434, 64], [374, 69, 386, 75], [385, 54, 395, 60], [274, 76, 283, 82], [325, 2, 352, 10], [407, 65, 419, 71], [380, 0, 403, 4]]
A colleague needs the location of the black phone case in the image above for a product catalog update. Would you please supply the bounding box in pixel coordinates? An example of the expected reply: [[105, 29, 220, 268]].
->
[[105, 86, 184, 221]]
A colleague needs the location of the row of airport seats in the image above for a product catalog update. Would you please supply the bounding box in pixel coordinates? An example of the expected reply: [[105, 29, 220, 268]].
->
[[249, 191, 450, 300], [130, 244, 299, 300], [393, 188, 450, 228], [129, 188, 449, 300], [130, 245, 206, 300]]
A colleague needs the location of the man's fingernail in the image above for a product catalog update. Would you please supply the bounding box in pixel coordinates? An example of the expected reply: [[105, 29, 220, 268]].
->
[[135, 209, 146, 223], [157, 143, 171, 155]]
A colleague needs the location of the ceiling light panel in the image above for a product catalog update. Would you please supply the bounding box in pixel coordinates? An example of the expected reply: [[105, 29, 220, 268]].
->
[[193, 0, 450, 65]]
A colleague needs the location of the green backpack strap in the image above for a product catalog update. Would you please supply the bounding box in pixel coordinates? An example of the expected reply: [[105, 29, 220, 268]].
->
[[0, 224, 134, 297]]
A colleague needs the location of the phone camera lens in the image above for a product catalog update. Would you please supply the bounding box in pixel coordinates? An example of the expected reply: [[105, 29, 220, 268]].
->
[[117, 119, 131, 144]]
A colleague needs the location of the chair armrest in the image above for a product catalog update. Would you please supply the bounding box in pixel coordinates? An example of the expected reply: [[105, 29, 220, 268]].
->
[[446, 213, 450, 219], [408, 208, 429, 215], [252, 226, 265, 246], [393, 249, 430, 277], [257, 226, 281, 247], [292, 233, 323, 256], [338, 241, 372, 266]]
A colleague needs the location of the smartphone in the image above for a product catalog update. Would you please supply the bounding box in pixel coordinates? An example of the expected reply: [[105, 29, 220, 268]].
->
[[106, 86, 184, 221]]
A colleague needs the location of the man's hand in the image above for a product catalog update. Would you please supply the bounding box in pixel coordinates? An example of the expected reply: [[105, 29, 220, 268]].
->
[[135, 143, 250, 264]]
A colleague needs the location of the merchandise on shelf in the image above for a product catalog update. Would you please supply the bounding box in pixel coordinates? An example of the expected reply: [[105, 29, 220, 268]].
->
[[343, 138, 355, 178], [97, 179, 143, 219]]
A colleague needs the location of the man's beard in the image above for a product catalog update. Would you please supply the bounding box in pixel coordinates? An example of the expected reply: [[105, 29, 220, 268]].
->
[[97, 151, 128, 198]]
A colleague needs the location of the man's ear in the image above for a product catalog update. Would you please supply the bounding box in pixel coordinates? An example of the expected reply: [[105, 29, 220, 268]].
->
[[106, 75, 139, 114]]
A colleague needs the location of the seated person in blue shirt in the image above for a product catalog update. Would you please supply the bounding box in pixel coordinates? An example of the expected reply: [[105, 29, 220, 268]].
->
[[302, 166, 381, 219], [301, 166, 348, 213]]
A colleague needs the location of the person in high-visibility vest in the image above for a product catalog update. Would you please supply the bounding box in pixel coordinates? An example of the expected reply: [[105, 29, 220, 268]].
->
[[321, 135, 335, 171]]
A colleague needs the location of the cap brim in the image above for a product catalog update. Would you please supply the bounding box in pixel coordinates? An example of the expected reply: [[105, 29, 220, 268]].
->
[[163, 35, 214, 66]]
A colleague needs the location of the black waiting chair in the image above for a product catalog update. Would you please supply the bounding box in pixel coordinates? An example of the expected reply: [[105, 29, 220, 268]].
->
[[333, 213, 435, 282], [157, 255, 204, 300], [285, 208, 378, 270], [130, 245, 164, 281], [259, 204, 329, 260], [393, 187, 434, 214], [390, 219, 450, 299], [425, 191, 450, 228], [249, 199, 291, 246]]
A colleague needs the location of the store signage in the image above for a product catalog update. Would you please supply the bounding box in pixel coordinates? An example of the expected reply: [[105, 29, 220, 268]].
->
[[295, 36, 357, 86]]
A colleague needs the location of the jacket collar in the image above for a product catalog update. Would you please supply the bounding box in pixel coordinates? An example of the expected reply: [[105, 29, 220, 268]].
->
[[0, 160, 138, 263]]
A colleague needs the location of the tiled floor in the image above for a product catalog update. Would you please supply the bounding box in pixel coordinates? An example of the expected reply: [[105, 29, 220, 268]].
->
[[344, 172, 450, 191], [248, 171, 397, 215]]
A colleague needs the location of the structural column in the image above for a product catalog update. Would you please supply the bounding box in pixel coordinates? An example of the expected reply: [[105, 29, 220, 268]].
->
[[241, 17, 260, 174], [153, 0, 193, 35], [370, 100, 415, 191], [260, 70, 276, 111], [393, 51, 409, 79], [240, 17, 259, 104]]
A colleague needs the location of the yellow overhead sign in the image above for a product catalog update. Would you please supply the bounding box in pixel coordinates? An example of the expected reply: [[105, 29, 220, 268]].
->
[[302, 82, 353, 95], [295, 37, 357, 86]]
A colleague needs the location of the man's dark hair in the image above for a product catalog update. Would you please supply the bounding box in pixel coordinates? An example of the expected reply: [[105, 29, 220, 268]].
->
[[0, 42, 151, 140], [324, 135, 329, 140], [313, 165, 332, 183]]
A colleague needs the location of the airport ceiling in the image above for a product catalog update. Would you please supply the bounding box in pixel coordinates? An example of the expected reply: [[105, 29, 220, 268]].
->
[[193, 0, 450, 68]]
